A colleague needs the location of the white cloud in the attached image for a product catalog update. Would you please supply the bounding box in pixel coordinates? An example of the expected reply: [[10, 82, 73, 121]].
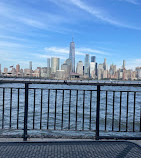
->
[[67, 0, 141, 30], [44, 46, 111, 56], [119, 0, 139, 5]]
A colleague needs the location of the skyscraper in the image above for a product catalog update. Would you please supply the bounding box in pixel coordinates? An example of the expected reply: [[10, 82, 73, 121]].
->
[[29, 61, 32, 72], [84, 54, 90, 76], [16, 64, 20, 73], [76, 61, 83, 75], [91, 56, 96, 62], [51, 57, 60, 73], [123, 60, 126, 69], [69, 39, 75, 72], [47, 58, 50, 68]]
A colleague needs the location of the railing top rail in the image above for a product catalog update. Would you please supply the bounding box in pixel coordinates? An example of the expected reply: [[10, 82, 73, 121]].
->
[[0, 78, 141, 86]]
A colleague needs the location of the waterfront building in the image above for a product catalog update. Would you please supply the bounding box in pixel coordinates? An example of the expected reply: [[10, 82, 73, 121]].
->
[[136, 67, 141, 80], [123, 60, 126, 69], [91, 56, 96, 62], [69, 39, 75, 72], [51, 57, 60, 73], [98, 64, 104, 80], [55, 70, 65, 80], [61, 63, 70, 79], [16, 64, 20, 73], [32, 69, 40, 78], [24, 69, 31, 77], [103, 58, 107, 70], [47, 58, 50, 68], [41, 67, 47, 78], [4, 67, 8, 73], [84, 54, 90, 76], [103, 70, 108, 79], [76, 61, 83, 75], [90, 62, 96, 78], [29, 61, 32, 73]]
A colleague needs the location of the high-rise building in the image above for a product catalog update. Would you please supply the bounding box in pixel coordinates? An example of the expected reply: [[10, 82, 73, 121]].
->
[[91, 56, 96, 62], [123, 60, 126, 69], [69, 39, 75, 72], [51, 57, 60, 73], [90, 62, 96, 78], [16, 64, 20, 73], [61, 63, 70, 79], [47, 58, 50, 68], [103, 58, 107, 70], [84, 54, 90, 76], [29, 61, 32, 72], [76, 61, 83, 75], [4, 67, 8, 73]]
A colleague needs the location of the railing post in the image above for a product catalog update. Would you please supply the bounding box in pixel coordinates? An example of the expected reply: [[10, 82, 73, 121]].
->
[[96, 85, 100, 140], [23, 83, 29, 141]]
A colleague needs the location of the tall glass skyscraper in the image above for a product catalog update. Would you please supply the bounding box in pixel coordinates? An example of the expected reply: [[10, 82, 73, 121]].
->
[[69, 39, 75, 72], [84, 54, 90, 76]]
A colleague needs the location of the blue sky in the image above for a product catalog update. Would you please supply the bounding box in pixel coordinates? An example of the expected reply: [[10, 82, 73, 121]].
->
[[0, 0, 141, 70]]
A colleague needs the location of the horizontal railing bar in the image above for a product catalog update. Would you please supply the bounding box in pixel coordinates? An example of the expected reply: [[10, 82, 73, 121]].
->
[[101, 90, 141, 92], [0, 78, 141, 87], [0, 87, 25, 89], [28, 88, 97, 91]]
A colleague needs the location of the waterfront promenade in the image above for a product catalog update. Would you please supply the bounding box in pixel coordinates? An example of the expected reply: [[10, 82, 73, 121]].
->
[[0, 78, 141, 157]]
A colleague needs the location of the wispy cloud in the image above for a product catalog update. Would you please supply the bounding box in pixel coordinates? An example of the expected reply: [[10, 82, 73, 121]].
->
[[44, 46, 111, 56], [119, 0, 139, 5], [65, 0, 141, 30]]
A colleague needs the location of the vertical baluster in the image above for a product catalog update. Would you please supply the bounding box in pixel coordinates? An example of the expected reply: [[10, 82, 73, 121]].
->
[[126, 92, 129, 132], [112, 91, 115, 131], [89, 91, 92, 130], [54, 90, 57, 130], [96, 85, 100, 140], [133, 92, 136, 132], [33, 89, 36, 130], [40, 89, 43, 130], [2, 88, 5, 129], [119, 91, 122, 132], [61, 90, 64, 130], [10, 88, 12, 129], [23, 83, 29, 141], [47, 89, 50, 129], [68, 90, 71, 130], [17, 89, 20, 129], [82, 90, 85, 130], [105, 91, 108, 131], [75, 90, 78, 131]]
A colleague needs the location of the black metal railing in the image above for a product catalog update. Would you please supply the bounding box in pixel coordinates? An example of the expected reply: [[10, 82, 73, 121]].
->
[[0, 79, 141, 140]]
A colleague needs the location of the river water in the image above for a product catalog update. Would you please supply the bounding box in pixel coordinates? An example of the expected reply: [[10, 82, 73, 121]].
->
[[0, 83, 140, 138]]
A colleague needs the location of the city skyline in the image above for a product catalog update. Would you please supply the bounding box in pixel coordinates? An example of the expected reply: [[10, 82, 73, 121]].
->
[[0, 39, 141, 80], [0, 0, 141, 70]]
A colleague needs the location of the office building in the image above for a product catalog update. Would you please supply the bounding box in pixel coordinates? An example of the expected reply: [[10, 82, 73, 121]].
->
[[47, 58, 50, 68], [123, 60, 126, 69], [91, 56, 96, 62], [51, 57, 60, 73], [29, 61, 32, 73], [90, 62, 96, 78], [69, 39, 75, 72], [84, 54, 90, 76], [76, 61, 83, 75]]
